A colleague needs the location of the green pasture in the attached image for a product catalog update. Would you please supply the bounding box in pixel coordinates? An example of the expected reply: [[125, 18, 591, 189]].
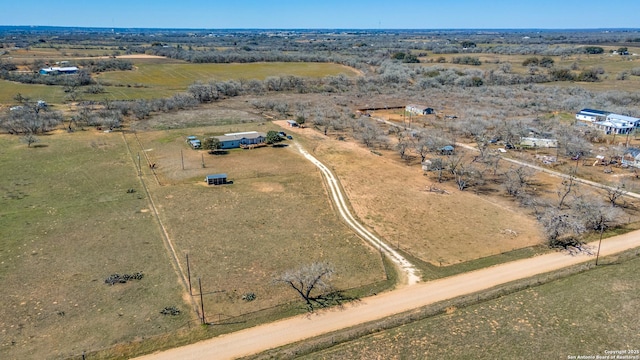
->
[[0, 61, 359, 104], [301, 254, 640, 359], [96, 62, 358, 90]]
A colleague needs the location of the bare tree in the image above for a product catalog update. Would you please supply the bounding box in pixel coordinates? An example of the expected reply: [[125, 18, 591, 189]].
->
[[21, 133, 39, 148], [557, 172, 578, 209], [540, 208, 586, 248], [274, 262, 335, 311], [503, 165, 535, 197], [606, 182, 627, 207]]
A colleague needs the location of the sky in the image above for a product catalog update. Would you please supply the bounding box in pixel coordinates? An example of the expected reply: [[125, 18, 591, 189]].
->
[[2, 0, 640, 29]]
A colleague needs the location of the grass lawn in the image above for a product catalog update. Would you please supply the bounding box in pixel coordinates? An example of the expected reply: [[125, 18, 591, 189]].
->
[[300, 254, 640, 360], [0, 130, 187, 360]]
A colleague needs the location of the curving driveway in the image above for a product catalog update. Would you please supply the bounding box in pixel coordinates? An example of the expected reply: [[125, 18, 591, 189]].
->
[[295, 143, 421, 285]]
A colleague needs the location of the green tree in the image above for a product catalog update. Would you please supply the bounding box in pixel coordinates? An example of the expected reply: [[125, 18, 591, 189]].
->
[[539, 57, 555, 68], [461, 40, 476, 48], [295, 116, 306, 126], [203, 137, 221, 151], [265, 130, 281, 144], [584, 46, 604, 54]]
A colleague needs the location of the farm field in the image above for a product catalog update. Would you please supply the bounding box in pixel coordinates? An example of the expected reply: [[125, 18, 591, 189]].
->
[[299, 253, 640, 360], [0, 118, 389, 358], [0, 59, 360, 104], [95, 61, 359, 91], [0, 130, 187, 360]]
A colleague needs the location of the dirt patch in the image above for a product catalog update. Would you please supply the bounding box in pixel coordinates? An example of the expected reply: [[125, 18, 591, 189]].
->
[[252, 182, 285, 193]]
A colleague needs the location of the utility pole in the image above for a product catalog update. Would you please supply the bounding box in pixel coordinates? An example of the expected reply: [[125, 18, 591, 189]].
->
[[595, 223, 604, 266], [186, 254, 192, 295], [199, 277, 205, 324]]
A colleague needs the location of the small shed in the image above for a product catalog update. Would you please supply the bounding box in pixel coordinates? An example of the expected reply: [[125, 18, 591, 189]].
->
[[286, 120, 299, 127], [205, 173, 227, 185]]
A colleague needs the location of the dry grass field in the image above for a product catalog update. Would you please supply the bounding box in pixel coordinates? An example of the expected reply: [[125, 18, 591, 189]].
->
[[0, 131, 187, 360], [276, 121, 544, 266], [417, 46, 640, 92]]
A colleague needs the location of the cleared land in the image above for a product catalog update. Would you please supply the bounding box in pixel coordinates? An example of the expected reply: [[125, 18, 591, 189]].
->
[[278, 121, 544, 266]]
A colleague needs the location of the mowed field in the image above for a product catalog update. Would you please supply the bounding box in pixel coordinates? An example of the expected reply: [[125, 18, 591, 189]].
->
[[0, 131, 187, 360], [300, 253, 640, 360], [131, 122, 387, 315]]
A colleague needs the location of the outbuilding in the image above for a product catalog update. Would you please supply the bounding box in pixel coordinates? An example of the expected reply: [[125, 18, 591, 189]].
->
[[205, 173, 227, 185]]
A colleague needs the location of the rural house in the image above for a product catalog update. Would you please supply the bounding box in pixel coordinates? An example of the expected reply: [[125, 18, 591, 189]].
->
[[406, 105, 435, 115], [576, 109, 640, 135], [520, 137, 558, 148], [575, 108, 608, 123], [39, 66, 79, 75], [214, 131, 266, 149], [622, 148, 640, 168]]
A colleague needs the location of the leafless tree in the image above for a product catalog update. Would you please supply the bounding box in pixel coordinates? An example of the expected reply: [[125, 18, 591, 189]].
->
[[274, 262, 335, 311], [540, 208, 586, 248], [606, 181, 628, 207], [503, 166, 535, 197], [21, 133, 39, 148], [557, 172, 578, 209]]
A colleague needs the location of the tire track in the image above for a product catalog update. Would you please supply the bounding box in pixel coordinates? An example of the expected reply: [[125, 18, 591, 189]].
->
[[296, 143, 421, 285]]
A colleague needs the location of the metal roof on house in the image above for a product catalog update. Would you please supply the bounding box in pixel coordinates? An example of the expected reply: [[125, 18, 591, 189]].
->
[[607, 113, 640, 123], [216, 132, 266, 142], [205, 174, 227, 180], [577, 109, 609, 116]]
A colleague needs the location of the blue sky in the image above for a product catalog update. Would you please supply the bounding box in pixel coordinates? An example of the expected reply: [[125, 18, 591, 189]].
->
[[2, 0, 640, 29]]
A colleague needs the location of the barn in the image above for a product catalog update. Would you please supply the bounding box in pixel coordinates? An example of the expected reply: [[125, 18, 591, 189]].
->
[[205, 174, 227, 185]]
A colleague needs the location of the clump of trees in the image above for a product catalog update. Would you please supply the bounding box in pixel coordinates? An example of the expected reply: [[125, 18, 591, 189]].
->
[[451, 56, 482, 66], [522, 56, 554, 67]]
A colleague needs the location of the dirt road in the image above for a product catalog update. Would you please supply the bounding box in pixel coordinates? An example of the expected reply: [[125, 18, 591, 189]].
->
[[135, 229, 640, 360], [296, 143, 421, 285]]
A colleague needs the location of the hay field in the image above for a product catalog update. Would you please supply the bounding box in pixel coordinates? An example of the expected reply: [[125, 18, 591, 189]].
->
[[96, 62, 359, 90], [0, 131, 187, 360]]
